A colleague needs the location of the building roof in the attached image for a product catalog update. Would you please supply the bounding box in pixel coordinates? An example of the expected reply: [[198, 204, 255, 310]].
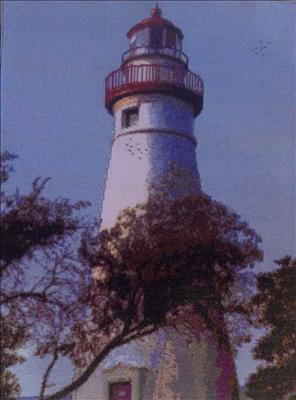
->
[[127, 5, 184, 39]]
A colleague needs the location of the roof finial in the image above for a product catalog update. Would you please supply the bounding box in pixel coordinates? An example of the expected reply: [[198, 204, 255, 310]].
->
[[151, 3, 162, 17]]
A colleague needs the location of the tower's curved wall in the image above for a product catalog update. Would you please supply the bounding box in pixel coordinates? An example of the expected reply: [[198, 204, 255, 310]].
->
[[89, 87, 238, 397], [101, 93, 200, 228]]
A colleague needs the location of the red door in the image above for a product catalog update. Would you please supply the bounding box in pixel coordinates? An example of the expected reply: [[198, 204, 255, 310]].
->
[[110, 382, 132, 400]]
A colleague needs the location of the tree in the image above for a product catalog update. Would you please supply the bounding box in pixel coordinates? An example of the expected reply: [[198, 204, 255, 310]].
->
[[0, 152, 90, 400], [1, 152, 263, 400], [0, 317, 26, 400], [246, 256, 296, 400], [43, 191, 262, 400]]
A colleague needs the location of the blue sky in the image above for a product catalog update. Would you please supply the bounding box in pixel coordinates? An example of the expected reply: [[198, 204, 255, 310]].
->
[[2, 0, 295, 395]]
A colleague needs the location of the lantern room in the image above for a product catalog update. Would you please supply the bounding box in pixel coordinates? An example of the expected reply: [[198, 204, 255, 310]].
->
[[105, 5, 204, 117], [122, 4, 188, 65]]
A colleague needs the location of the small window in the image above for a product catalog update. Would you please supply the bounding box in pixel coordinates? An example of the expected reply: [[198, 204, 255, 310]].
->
[[110, 382, 132, 400], [122, 107, 139, 128]]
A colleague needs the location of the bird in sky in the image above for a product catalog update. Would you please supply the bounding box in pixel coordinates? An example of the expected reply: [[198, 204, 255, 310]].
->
[[251, 39, 272, 57]]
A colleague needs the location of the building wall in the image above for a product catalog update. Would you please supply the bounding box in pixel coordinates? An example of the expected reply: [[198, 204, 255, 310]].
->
[[73, 328, 239, 400]]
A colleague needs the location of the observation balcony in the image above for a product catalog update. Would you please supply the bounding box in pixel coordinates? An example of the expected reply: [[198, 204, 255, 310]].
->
[[122, 46, 188, 66], [105, 63, 204, 117]]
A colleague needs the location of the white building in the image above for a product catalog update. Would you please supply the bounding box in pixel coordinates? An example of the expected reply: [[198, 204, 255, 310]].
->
[[74, 5, 238, 400]]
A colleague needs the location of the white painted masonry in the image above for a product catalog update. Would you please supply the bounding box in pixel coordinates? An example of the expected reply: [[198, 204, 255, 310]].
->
[[101, 93, 200, 228]]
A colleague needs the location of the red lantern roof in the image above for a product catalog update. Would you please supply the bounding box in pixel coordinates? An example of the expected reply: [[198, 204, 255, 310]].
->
[[127, 4, 184, 40]]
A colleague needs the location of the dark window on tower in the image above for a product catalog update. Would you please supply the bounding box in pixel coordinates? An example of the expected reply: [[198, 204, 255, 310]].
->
[[165, 29, 176, 49], [150, 25, 163, 48], [122, 107, 139, 128], [109, 382, 132, 400]]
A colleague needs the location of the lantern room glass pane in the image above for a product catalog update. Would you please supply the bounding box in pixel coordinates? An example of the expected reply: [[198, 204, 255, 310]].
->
[[130, 34, 137, 49], [175, 36, 182, 51], [165, 29, 176, 49], [150, 25, 163, 48], [135, 28, 149, 48]]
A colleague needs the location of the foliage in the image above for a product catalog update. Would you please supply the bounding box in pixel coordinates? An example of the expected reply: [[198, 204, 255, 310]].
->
[[1, 152, 263, 400], [1, 152, 88, 269], [0, 316, 26, 400], [0, 152, 90, 399], [87, 192, 262, 344], [246, 256, 296, 400], [45, 190, 262, 400]]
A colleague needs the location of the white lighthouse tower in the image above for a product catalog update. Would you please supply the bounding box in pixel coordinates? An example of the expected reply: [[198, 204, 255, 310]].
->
[[101, 4, 203, 228], [74, 5, 238, 400]]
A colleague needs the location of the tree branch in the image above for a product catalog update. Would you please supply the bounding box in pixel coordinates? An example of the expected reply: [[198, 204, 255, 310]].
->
[[44, 319, 159, 400], [39, 350, 59, 400], [44, 330, 128, 400], [0, 291, 47, 305]]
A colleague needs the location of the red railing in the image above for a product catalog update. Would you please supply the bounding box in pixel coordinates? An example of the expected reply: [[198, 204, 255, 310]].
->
[[105, 64, 203, 103]]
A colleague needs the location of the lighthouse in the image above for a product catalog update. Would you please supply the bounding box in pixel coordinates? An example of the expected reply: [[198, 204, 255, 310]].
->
[[74, 5, 238, 400], [100, 4, 203, 228]]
